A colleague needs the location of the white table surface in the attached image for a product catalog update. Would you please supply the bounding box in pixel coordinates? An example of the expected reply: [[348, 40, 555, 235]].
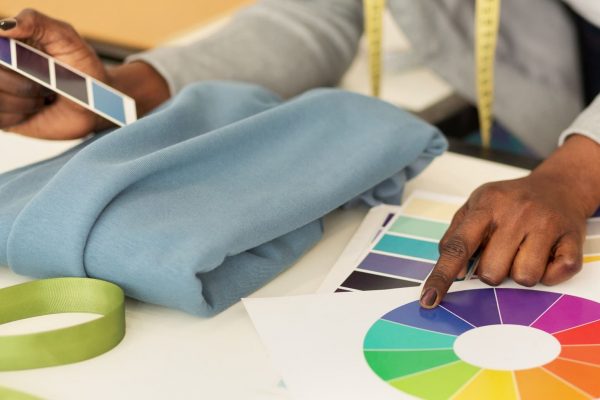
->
[[0, 131, 529, 400]]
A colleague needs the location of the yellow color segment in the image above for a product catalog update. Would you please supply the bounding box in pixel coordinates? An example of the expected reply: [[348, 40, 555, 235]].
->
[[402, 198, 461, 222], [452, 369, 518, 400], [364, 0, 386, 97]]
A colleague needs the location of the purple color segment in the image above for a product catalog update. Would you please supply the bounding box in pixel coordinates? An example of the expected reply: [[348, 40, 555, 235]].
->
[[358, 253, 433, 281], [16, 43, 50, 83], [496, 288, 561, 326], [441, 289, 500, 327], [55, 63, 88, 103], [382, 301, 473, 336], [532, 294, 600, 333], [0, 37, 10, 64], [382, 213, 395, 227]]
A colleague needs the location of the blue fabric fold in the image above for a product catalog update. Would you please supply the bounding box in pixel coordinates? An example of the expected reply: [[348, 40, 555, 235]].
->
[[0, 82, 447, 316]]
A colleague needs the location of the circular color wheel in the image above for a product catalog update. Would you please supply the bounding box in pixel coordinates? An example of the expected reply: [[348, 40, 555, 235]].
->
[[363, 288, 600, 399]]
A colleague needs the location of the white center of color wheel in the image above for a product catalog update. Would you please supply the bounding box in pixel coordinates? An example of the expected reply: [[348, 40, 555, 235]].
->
[[453, 324, 561, 370]]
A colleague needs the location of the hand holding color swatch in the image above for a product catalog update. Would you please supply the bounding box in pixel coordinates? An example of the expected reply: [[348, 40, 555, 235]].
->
[[0, 10, 136, 139]]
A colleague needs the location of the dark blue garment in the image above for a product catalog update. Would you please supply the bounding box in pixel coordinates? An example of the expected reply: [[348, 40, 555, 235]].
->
[[0, 82, 446, 316], [572, 11, 600, 104]]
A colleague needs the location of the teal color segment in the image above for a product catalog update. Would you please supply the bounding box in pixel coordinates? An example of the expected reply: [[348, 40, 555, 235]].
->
[[375, 235, 439, 261], [389, 216, 448, 241], [364, 319, 456, 350]]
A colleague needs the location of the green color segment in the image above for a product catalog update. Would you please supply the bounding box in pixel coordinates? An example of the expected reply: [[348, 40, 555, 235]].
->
[[364, 319, 456, 350], [389, 216, 449, 241], [390, 361, 480, 400], [374, 235, 439, 261], [364, 349, 459, 380]]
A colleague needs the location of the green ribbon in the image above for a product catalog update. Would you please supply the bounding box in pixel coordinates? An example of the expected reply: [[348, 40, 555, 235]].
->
[[0, 278, 126, 398]]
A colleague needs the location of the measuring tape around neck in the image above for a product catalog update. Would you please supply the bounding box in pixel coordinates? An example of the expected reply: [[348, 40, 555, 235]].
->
[[364, 0, 501, 149]]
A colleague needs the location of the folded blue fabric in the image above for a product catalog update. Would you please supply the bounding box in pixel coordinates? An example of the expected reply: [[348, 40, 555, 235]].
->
[[0, 82, 446, 316]]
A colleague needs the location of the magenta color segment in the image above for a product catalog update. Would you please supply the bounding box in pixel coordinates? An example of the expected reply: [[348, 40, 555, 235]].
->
[[532, 294, 600, 333], [358, 253, 433, 281], [381, 301, 473, 336], [440, 289, 500, 327], [496, 288, 561, 326]]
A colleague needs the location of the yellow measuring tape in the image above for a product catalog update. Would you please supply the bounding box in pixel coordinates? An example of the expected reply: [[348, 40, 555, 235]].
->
[[364, 0, 501, 149]]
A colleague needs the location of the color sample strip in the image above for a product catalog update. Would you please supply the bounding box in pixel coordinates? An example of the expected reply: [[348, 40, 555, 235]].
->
[[363, 319, 456, 350], [587, 220, 600, 236], [544, 358, 600, 398], [402, 197, 461, 221], [441, 288, 501, 327], [515, 368, 590, 399], [382, 301, 473, 335], [593, 207, 600, 218], [560, 345, 600, 366], [374, 235, 439, 261], [340, 271, 419, 291], [553, 319, 600, 345], [453, 369, 518, 400], [583, 237, 600, 256], [357, 253, 434, 281], [390, 361, 480, 400], [0, 38, 136, 126], [364, 349, 459, 381], [496, 288, 562, 326], [389, 216, 449, 241], [532, 295, 600, 333]]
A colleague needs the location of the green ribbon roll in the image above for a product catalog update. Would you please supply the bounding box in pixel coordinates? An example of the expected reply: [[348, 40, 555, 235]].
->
[[0, 278, 126, 398]]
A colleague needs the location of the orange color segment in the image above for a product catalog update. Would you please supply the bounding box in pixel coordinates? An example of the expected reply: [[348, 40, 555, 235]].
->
[[515, 368, 590, 400], [560, 345, 600, 366], [544, 358, 600, 398], [554, 319, 600, 345]]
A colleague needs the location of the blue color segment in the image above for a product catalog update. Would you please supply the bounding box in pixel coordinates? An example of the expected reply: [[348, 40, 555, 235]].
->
[[593, 207, 600, 218], [0, 37, 11, 64], [381, 301, 473, 336], [374, 235, 439, 261], [92, 82, 125, 124], [441, 289, 501, 327]]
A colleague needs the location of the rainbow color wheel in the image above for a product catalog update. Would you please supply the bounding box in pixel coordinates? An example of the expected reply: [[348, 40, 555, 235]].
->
[[363, 288, 600, 399]]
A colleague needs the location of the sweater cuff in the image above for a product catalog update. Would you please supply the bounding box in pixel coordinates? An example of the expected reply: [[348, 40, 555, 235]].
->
[[559, 94, 600, 146]]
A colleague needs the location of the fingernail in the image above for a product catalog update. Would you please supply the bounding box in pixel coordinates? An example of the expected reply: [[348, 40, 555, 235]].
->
[[420, 288, 438, 308], [0, 18, 17, 31]]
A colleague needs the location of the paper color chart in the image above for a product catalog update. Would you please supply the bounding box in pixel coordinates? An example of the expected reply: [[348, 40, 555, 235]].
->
[[336, 192, 600, 293], [364, 288, 600, 399], [0, 38, 136, 126]]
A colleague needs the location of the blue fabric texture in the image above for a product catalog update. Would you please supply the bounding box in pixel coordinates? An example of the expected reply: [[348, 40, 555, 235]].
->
[[0, 82, 447, 316]]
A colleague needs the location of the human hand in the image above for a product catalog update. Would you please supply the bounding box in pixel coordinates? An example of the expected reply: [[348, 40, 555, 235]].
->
[[0, 9, 108, 139], [420, 135, 600, 308]]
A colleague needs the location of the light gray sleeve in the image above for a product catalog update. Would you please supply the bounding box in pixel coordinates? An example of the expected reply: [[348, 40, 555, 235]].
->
[[128, 0, 363, 99], [559, 95, 600, 145]]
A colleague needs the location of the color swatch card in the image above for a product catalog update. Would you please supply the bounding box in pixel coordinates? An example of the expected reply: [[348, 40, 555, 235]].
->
[[244, 277, 600, 400], [320, 190, 600, 293], [0, 38, 136, 127]]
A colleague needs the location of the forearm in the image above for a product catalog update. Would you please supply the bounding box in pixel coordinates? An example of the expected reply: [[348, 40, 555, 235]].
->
[[127, 0, 363, 99]]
